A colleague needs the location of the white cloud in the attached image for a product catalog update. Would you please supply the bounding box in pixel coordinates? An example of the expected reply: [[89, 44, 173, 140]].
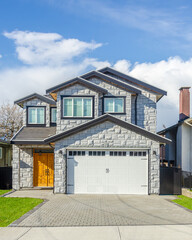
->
[[0, 54, 2, 58], [1, 30, 192, 131], [4, 30, 102, 66], [114, 57, 192, 130], [0, 58, 110, 103]]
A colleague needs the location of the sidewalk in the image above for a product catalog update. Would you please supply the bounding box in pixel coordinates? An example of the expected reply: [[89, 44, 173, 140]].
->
[[1, 225, 192, 240]]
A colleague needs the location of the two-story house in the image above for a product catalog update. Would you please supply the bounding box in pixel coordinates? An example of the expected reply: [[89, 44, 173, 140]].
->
[[11, 67, 171, 194]]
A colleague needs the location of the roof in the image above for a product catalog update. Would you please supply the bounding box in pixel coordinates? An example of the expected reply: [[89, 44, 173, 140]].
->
[[81, 70, 141, 94], [99, 67, 167, 100], [14, 93, 56, 108], [11, 127, 56, 144], [44, 114, 171, 144], [46, 77, 108, 94], [158, 117, 192, 135]]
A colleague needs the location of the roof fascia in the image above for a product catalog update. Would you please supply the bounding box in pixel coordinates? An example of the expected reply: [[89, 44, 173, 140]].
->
[[11, 140, 46, 144], [99, 67, 167, 96], [44, 114, 171, 144], [81, 71, 141, 94], [14, 93, 56, 107], [46, 77, 108, 94]]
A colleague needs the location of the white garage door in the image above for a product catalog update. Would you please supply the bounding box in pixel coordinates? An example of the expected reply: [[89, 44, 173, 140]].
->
[[67, 150, 148, 194]]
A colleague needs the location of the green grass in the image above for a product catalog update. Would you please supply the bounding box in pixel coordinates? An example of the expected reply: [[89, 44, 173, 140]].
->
[[0, 189, 12, 196], [172, 195, 192, 211], [0, 197, 43, 227]]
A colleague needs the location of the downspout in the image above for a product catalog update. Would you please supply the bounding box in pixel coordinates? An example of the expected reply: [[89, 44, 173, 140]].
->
[[135, 94, 138, 125]]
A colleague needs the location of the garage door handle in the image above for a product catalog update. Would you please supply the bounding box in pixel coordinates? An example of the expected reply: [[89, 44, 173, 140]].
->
[[106, 168, 110, 173]]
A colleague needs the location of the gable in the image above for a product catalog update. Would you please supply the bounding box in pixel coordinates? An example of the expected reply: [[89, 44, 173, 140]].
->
[[99, 67, 167, 100], [45, 114, 171, 144], [15, 93, 56, 108], [46, 77, 107, 95], [81, 70, 141, 95]]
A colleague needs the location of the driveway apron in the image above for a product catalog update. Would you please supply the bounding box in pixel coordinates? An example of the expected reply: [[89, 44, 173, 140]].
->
[[6, 191, 192, 227]]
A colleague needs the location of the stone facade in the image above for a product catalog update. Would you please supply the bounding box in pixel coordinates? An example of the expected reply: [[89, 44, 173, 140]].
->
[[12, 71, 162, 195], [23, 98, 54, 127], [12, 145, 52, 189], [54, 121, 160, 194], [56, 84, 100, 134], [106, 73, 157, 133]]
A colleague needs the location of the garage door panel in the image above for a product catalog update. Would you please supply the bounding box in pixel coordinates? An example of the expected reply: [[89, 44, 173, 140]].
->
[[67, 150, 148, 194]]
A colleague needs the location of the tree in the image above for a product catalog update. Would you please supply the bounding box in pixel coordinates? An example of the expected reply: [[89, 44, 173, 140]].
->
[[0, 102, 23, 140]]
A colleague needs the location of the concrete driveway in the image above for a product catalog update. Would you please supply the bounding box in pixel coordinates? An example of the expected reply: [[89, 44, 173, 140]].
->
[[6, 190, 192, 227]]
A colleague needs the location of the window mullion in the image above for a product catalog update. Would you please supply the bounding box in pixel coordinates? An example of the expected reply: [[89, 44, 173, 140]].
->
[[72, 98, 74, 117], [35, 108, 38, 124], [82, 98, 84, 117], [113, 99, 115, 113]]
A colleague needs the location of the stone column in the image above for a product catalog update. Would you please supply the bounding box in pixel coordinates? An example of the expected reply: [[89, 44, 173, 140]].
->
[[54, 143, 66, 193], [12, 145, 20, 190]]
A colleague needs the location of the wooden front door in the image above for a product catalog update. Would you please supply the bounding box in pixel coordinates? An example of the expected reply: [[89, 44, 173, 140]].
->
[[33, 153, 54, 187]]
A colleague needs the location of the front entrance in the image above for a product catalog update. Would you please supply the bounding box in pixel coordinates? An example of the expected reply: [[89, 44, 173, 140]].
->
[[33, 153, 54, 187]]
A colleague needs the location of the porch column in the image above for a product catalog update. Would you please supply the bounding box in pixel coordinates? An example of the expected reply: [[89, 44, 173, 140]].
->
[[54, 143, 66, 193], [12, 145, 20, 190]]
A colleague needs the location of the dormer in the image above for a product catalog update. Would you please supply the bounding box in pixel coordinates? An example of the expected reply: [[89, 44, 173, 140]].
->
[[14, 93, 56, 127]]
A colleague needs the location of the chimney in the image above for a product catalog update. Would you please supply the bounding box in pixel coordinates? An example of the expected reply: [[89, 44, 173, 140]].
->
[[179, 87, 191, 121]]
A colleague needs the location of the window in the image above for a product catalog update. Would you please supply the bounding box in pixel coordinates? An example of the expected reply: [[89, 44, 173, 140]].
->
[[68, 151, 85, 156], [51, 108, 57, 123], [63, 97, 93, 118], [129, 151, 147, 157], [110, 151, 126, 156], [0, 147, 2, 159], [89, 151, 105, 156], [28, 107, 45, 125], [104, 97, 124, 113]]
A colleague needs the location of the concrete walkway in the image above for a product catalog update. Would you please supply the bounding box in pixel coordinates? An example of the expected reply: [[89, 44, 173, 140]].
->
[[1, 225, 192, 240], [6, 190, 192, 227]]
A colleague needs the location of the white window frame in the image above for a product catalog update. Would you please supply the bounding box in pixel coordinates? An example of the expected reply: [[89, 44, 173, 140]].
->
[[0, 147, 2, 159], [51, 108, 57, 123], [63, 97, 93, 118], [104, 97, 124, 113], [28, 107, 45, 125]]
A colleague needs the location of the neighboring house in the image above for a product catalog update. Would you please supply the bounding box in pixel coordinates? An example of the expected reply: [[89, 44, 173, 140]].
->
[[158, 87, 192, 173], [0, 140, 12, 167], [11, 67, 171, 194]]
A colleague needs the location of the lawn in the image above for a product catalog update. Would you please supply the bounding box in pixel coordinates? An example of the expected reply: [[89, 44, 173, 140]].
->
[[172, 195, 192, 211], [0, 189, 12, 196], [0, 197, 43, 227]]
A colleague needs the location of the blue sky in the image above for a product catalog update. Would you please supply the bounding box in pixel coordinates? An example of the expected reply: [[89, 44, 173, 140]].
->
[[0, 0, 192, 130], [1, 0, 192, 65]]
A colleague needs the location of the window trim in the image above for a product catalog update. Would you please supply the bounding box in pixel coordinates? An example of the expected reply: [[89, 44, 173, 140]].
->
[[0, 147, 2, 159], [61, 95, 95, 119], [50, 107, 57, 126], [26, 106, 46, 127], [102, 96, 126, 115]]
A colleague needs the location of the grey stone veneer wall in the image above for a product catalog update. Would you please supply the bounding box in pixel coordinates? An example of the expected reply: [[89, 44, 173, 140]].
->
[[105, 73, 157, 133], [12, 145, 52, 190], [54, 121, 160, 194], [56, 84, 100, 134], [56, 79, 132, 134], [22, 98, 53, 127]]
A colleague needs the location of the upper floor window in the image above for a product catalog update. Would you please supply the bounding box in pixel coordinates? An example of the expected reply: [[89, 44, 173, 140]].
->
[[62, 96, 93, 118], [51, 108, 57, 123], [28, 107, 45, 125], [104, 97, 125, 114]]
